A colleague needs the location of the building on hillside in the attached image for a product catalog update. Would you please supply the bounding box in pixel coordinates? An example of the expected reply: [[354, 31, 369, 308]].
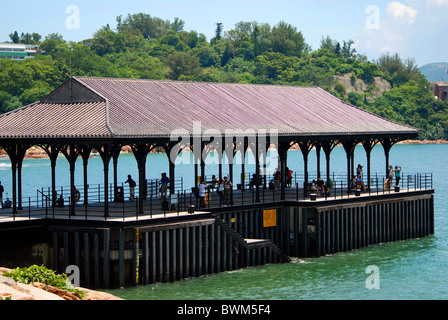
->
[[430, 81, 448, 101], [0, 43, 42, 61]]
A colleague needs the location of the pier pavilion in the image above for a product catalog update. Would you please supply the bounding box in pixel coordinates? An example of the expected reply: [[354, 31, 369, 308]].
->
[[0, 77, 419, 215], [0, 77, 434, 289]]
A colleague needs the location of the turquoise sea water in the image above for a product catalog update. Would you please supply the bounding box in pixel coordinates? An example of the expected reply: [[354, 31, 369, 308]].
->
[[1, 143, 446, 300]]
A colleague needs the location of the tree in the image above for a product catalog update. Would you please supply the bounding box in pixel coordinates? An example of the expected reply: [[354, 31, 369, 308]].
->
[[92, 27, 125, 56], [117, 13, 171, 40], [376, 52, 403, 75], [271, 21, 306, 57], [341, 40, 356, 60], [319, 35, 338, 52], [376, 53, 422, 87], [215, 23, 223, 40], [187, 31, 199, 48], [170, 18, 185, 33], [251, 22, 271, 56], [195, 45, 220, 67], [165, 53, 201, 80], [225, 21, 252, 47], [9, 31, 19, 44], [254, 52, 301, 82], [40, 33, 66, 56]]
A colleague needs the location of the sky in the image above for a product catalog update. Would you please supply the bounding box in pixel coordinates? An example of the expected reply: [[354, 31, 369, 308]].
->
[[0, 0, 446, 66]]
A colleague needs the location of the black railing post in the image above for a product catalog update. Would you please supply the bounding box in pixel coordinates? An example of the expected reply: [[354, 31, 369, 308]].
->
[[262, 184, 265, 203], [68, 197, 71, 220], [150, 181, 153, 219], [251, 183, 254, 204], [431, 173, 433, 189], [296, 183, 299, 201], [122, 191, 125, 220], [177, 191, 180, 215]]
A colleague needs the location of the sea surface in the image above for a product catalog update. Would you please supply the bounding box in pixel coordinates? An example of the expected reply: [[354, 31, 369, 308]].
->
[[1, 143, 446, 300]]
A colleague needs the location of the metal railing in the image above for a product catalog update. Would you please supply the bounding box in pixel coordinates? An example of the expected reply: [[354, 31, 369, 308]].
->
[[0, 172, 433, 222]]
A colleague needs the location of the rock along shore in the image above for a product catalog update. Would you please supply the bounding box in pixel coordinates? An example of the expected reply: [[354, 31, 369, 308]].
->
[[0, 267, 123, 300]]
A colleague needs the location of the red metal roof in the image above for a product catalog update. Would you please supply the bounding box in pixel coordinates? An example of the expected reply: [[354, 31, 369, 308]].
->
[[76, 77, 417, 138], [0, 101, 110, 139], [0, 77, 418, 140]]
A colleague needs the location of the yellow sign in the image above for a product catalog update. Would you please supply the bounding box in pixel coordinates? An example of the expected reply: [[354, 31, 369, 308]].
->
[[263, 209, 277, 228]]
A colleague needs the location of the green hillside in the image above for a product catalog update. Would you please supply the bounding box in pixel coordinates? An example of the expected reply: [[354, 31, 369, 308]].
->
[[420, 62, 448, 82], [1, 14, 448, 140]]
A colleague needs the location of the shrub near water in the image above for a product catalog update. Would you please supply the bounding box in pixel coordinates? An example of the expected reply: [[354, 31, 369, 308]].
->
[[3, 265, 85, 298]]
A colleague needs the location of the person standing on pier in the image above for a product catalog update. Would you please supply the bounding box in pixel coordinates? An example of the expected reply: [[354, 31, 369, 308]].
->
[[357, 164, 363, 177], [223, 176, 233, 206], [395, 166, 402, 187], [125, 175, 136, 200], [273, 169, 281, 191], [217, 178, 225, 206], [198, 180, 207, 208], [286, 167, 293, 187], [160, 172, 170, 200]]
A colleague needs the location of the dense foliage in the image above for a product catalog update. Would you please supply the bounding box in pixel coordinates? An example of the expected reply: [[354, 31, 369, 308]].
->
[[1, 14, 447, 139], [4, 264, 85, 297]]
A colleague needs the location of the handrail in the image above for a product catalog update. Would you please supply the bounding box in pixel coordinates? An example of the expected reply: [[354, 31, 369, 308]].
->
[[36, 189, 53, 218]]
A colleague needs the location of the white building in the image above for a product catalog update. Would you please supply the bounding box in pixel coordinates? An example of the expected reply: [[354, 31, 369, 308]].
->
[[0, 43, 41, 61]]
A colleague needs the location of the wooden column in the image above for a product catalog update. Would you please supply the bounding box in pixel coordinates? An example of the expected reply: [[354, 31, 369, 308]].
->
[[342, 140, 357, 194], [41, 145, 60, 207], [59, 145, 82, 216], [315, 143, 322, 178], [191, 141, 200, 187], [224, 138, 236, 205], [380, 138, 398, 177], [278, 141, 290, 200], [131, 144, 156, 215], [362, 139, 378, 191], [240, 138, 248, 191], [80, 146, 93, 205], [162, 142, 183, 195], [96, 144, 121, 217], [321, 140, 337, 189], [112, 150, 120, 198], [298, 141, 313, 197], [4, 144, 29, 213], [248, 135, 262, 202], [255, 137, 261, 202], [200, 141, 206, 182]]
